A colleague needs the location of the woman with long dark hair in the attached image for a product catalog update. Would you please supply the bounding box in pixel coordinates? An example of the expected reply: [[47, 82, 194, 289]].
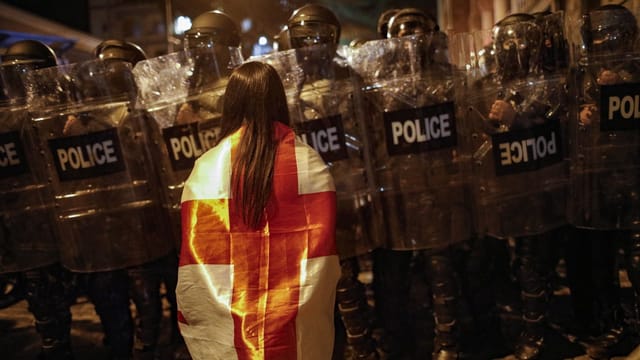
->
[[176, 61, 340, 359]]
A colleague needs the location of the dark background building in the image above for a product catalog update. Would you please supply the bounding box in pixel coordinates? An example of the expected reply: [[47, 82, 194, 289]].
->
[[0, 0, 439, 61]]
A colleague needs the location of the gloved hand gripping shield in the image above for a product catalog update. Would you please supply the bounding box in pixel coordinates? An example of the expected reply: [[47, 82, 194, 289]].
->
[[464, 18, 569, 239], [350, 34, 472, 250], [0, 63, 60, 273], [251, 44, 384, 258], [568, 6, 640, 230], [133, 46, 243, 248], [25, 59, 172, 272]]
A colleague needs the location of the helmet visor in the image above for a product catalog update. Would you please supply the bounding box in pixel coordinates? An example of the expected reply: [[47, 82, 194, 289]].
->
[[184, 31, 235, 49], [390, 20, 428, 37], [289, 23, 338, 48]]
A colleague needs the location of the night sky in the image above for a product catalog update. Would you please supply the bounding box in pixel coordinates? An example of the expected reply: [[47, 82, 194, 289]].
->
[[2, 0, 91, 32]]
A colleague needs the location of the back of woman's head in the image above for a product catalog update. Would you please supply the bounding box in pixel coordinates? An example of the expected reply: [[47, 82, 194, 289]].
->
[[220, 61, 290, 229], [221, 61, 290, 136]]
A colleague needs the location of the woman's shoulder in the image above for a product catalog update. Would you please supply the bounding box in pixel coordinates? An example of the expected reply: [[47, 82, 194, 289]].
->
[[198, 135, 234, 166]]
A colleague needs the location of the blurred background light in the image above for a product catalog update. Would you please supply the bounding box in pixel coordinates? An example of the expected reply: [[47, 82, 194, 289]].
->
[[173, 15, 192, 35]]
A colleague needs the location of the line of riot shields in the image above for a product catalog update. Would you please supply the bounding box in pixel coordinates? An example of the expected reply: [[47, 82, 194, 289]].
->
[[1, 4, 640, 360], [243, 6, 640, 359]]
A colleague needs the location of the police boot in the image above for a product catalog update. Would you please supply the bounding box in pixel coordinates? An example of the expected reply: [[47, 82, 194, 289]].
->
[[337, 258, 378, 359], [34, 313, 74, 360], [513, 236, 547, 360], [427, 253, 460, 360], [585, 274, 625, 358], [37, 340, 74, 360], [585, 326, 624, 359], [24, 265, 76, 360]]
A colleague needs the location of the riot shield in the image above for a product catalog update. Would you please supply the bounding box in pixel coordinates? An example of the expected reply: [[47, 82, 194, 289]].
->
[[0, 63, 59, 272], [350, 35, 472, 250], [251, 45, 384, 259], [25, 59, 173, 272], [569, 53, 640, 230], [465, 74, 568, 238], [133, 46, 243, 248]]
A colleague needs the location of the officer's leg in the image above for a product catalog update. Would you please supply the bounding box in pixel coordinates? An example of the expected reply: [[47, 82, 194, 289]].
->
[[372, 248, 412, 358], [160, 252, 179, 342], [88, 269, 133, 360], [462, 235, 516, 358], [426, 249, 460, 360], [514, 235, 549, 360], [128, 261, 163, 360], [23, 263, 76, 360], [337, 256, 377, 359]]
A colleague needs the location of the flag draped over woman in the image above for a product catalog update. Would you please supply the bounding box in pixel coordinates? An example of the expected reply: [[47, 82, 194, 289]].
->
[[177, 122, 340, 360]]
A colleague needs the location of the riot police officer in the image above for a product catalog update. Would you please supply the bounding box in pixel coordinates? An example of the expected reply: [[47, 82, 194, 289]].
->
[[286, 4, 381, 359], [132, 13, 243, 360], [0, 40, 76, 360], [465, 13, 569, 359], [94, 39, 182, 360], [569, 4, 640, 358], [366, 8, 468, 360], [25, 37, 175, 359]]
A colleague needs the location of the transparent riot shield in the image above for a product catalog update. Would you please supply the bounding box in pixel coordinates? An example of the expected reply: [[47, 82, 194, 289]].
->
[[0, 64, 59, 272], [251, 45, 383, 259], [133, 46, 243, 248], [350, 35, 472, 250], [25, 59, 173, 272], [465, 74, 568, 239], [569, 53, 640, 230]]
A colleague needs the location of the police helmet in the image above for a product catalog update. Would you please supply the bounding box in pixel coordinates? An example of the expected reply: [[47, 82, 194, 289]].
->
[[1, 40, 57, 69], [492, 13, 542, 81], [387, 8, 439, 38], [94, 40, 147, 65], [287, 4, 341, 48], [585, 4, 638, 54], [184, 10, 241, 49]]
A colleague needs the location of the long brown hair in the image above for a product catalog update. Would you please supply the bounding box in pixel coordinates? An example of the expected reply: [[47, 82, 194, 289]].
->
[[218, 61, 290, 229]]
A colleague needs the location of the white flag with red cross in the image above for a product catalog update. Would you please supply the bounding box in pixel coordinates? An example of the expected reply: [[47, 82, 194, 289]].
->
[[177, 122, 340, 360]]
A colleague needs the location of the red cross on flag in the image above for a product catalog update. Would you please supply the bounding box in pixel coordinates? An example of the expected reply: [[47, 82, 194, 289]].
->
[[177, 122, 340, 359]]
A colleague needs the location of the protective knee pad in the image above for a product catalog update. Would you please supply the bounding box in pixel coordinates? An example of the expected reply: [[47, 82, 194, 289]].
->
[[427, 254, 458, 298], [517, 237, 547, 296], [427, 253, 459, 349]]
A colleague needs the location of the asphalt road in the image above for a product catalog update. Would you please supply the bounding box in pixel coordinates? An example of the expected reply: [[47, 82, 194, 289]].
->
[[1, 260, 639, 360]]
